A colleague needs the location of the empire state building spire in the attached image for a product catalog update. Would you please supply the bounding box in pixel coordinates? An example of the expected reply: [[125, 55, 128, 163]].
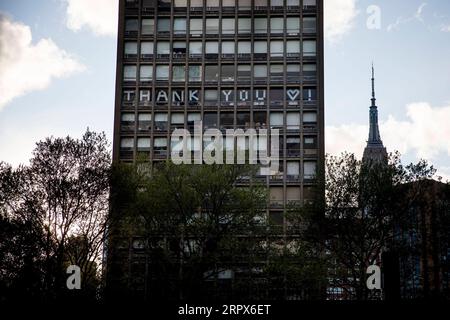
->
[[363, 64, 388, 163]]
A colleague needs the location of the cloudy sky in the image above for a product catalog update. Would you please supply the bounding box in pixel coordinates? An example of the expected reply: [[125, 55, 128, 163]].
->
[[0, 0, 449, 180]]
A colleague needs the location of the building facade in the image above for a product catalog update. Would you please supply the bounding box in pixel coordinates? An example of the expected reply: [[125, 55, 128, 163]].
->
[[110, 0, 324, 299]]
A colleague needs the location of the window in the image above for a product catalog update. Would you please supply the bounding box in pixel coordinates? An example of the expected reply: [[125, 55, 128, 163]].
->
[[287, 137, 301, 157], [303, 88, 317, 101], [189, 65, 202, 81], [254, 112, 267, 128], [171, 113, 185, 127], [173, 18, 186, 34], [254, 18, 268, 34], [303, 17, 316, 33], [188, 113, 201, 128], [124, 42, 137, 57], [157, 42, 170, 55], [287, 17, 300, 33], [204, 90, 218, 103], [303, 112, 317, 123], [236, 112, 250, 129], [287, 112, 300, 130], [141, 19, 154, 36], [287, 162, 300, 177], [156, 65, 169, 80], [254, 41, 267, 54], [175, 0, 187, 7], [137, 138, 151, 151], [287, 64, 300, 81], [190, 19, 203, 35], [173, 66, 185, 82], [303, 0, 316, 7], [158, 0, 171, 8], [223, 0, 235, 7], [287, 187, 301, 202], [140, 65, 153, 81], [270, 112, 283, 128], [121, 113, 135, 131], [206, 0, 219, 7], [155, 113, 168, 131], [141, 42, 154, 57], [270, 18, 284, 34], [270, 41, 284, 57], [154, 138, 168, 156], [138, 113, 151, 131], [205, 42, 219, 55], [270, 0, 283, 7], [205, 65, 219, 81], [157, 18, 170, 33], [126, 19, 138, 32], [304, 136, 316, 148], [220, 113, 234, 130], [120, 138, 134, 149], [206, 19, 219, 34], [123, 65, 136, 81], [270, 188, 283, 207], [255, 0, 267, 7], [270, 88, 284, 102], [238, 18, 251, 34], [238, 41, 251, 55], [270, 64, 283, 81], [204, 112, 218, 129], [190, 0, 203, 7], [254, 65, 267, 79], [190, 42, 203, 55], [173, 42, 186, 55], [221, 65, 234, 82], [303, 64, 316, 79], [287, 0, 299, 6], [222, 19, 235, 35], [237, 65, 251, 82], [222, 41, 235, 55], [303, 40, 316, 56], [287, 40, 300, 56], [238, 0, 251, 10], [304, 161, 317, 180]]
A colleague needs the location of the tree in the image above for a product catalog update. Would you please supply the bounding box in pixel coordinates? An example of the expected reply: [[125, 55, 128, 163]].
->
[[291, 152, 440, 300], [0, 130, 111, 301]]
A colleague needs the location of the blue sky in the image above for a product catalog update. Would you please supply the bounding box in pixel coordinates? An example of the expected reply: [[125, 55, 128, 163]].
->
[[0, 0, 449, 179]]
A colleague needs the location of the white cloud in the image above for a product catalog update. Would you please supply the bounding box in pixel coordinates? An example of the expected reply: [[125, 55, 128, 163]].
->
[[441, 25, 450, 32], [324, 0, 359, 43], [0, 14, 85, 111], [64, 0, 119, 37], [327, 102, 450, 181], [387, 2, 427, 31]]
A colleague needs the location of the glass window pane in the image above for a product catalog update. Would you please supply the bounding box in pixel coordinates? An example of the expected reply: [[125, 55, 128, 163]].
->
[[189, 65, 202, 81], [126, 19, 138, 32], [121, 138, 134, 149], [221, 65, 234, 82], [271, 0, 283, 6], [172, 113, 185, 124], [174, 18, 186, 34], [287, 41, 300, 53], [255, 0, 267, 6], [157, 18, 170, 32], [238, 41, 251, 54], [206, 42, 219, 53], [156, 65, 169, 80], [206, 0, 219, 6], [287, 112, 300, 128], [125, 42, 137, 55], [303, 40, 316, 56], [123, 65, 136, 81], [238, 0, 251, 9], [304, 0, 316, 6], [270, 41, 284, 57], [270, 112, 283, 126], [254, 41, 267, 53], [190, 19, 203, 35], [205, 90, 218, 101], [141, 19, 154, 35], [223, 0, 235, 6], [254, 18, 268, 34], [303, 112, 317, 123], [287, 0, 299, 6], [238, 18, 251, 33], [303, 17, 316, 33], [175, 0, 187, 7], [173, 66, 185, 81], [190, 42, 203, 54], [222, 41, 235, 54], [157, 42, 170, 54], [140, 65, 153, 81], [270, 18, 284, 33], [287, 17, 300, 33], [205, 66, 219, 81], [206, 19, 219, 34], [254, 65, 267, 78], [141, 42, 154, 55], [222, 18, 235, 34], [190, 0, 203, 7]]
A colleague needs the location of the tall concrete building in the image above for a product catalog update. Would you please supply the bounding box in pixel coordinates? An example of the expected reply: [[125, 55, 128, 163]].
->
[[110, 0, 324, 299]]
